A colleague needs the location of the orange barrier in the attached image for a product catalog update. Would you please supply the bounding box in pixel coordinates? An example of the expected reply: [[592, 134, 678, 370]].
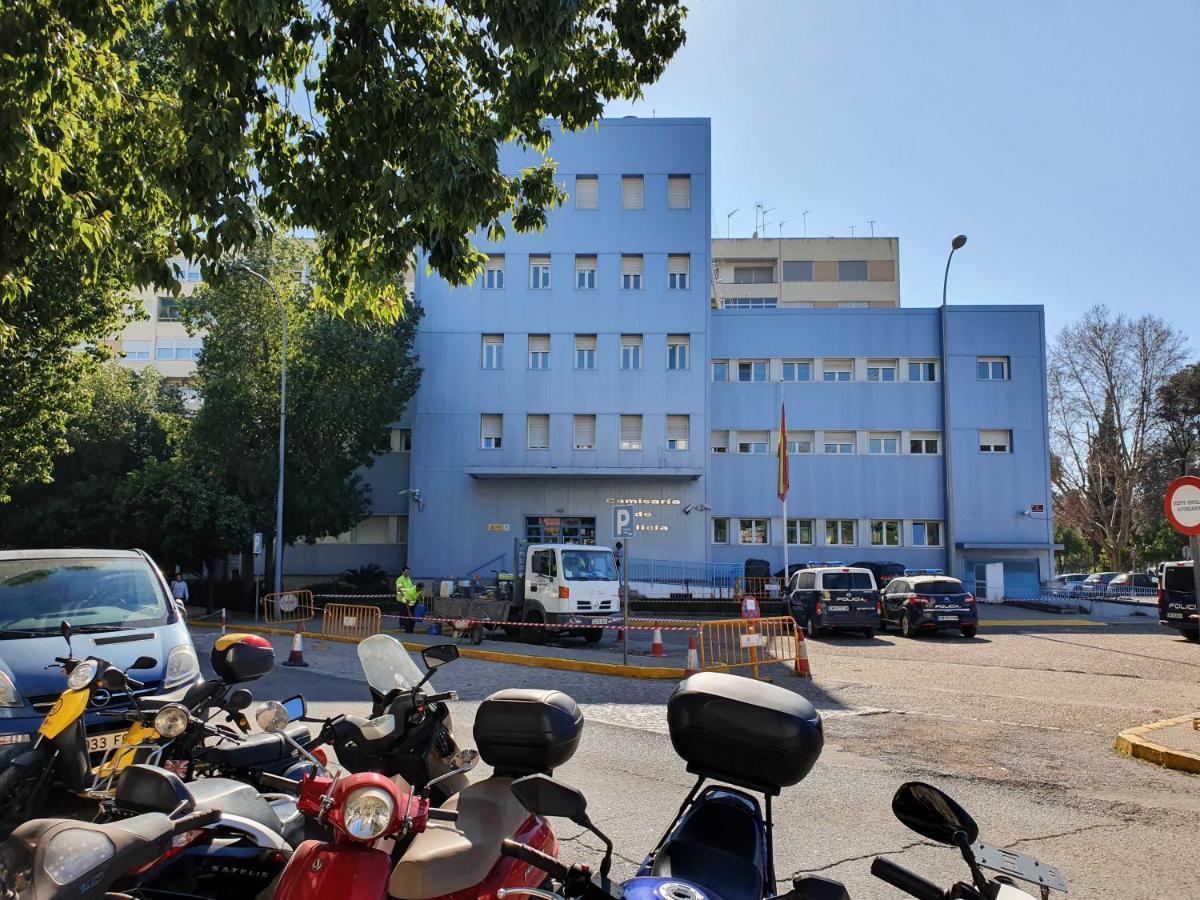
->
[[261, 590, 316, 624], [321, 603, 382, 640], [696, 616, 807, 680]]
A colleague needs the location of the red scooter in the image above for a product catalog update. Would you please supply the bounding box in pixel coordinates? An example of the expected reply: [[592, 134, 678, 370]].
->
[[266, 686, 585, 900]]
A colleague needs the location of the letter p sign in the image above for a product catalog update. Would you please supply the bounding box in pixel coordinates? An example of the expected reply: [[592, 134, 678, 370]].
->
[[613, 505, 634, 538]]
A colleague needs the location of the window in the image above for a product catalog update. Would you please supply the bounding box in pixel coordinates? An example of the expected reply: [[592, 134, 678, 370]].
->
[[621, 255, 643, 290], [737, 360, 768, 382], [739, 518, 769, 544], [867, 359, 898, 382], [733, 265, 774, 284], [667, 415, 689, 450], [979, 429, 1012, 453], [787, 519, 815, 545], [667, 175, 691, 209], [722, 297, 777, 310], [738, 430, 768, 454], [782, 261, 814, 282], [787, 431, 814, 454], [908, 360, 938, 382], [528, 334, 550, 370], [481, 334, 503, 369], [527, 414, 550, 450], [573, 414, 596, 450], [390, 428, 412, 452], [712, 360, 728, 382], [782, 360, 812, 382], [668, 254, 690, 290], [157, 296, 181, 321], [712, 518, 729, 544], [179, 260, 203, 283], [909, 432, 940, 454], [823, 431, 855, 454], [912, 521, 942, 547], [710, 430, 728, 454], [667, 334, 690, 370], [619, 415, 643, 450], [869, 432, 899, 454], [395, 515, 409, 545], [838, 260, 869, 281], [529, 255, 551, 289], [871, 520, 901, 546], [575, 175, 599, 209], [837, 301, 868, 308], [826, 519, 856, 545], [977, 356, 1010, 380], [484, 255, 505, 289], [621, 175, 644, 210], [122, 340, 150, 360], [821, 360, 852, 382], [575, 255, 596, 289], [620, 334, 642, 370], [574, 334, 596, 370], [481, 414, 503, 449], [155, 338, 202, 360], [526, 516, 596, 545]]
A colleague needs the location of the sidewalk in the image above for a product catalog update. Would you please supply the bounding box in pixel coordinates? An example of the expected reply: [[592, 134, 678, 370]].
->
[[1116, 714, 1200, 774]]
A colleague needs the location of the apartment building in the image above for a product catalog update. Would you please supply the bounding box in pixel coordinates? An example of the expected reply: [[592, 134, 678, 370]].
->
[[113, 261, 205, 391]]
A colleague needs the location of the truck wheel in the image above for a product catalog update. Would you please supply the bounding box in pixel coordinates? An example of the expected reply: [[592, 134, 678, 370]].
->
[[521, 611, 546, 645], [583, 629, 603, 644], [470, 625, 485, 645], [899, 612, 914, 639]]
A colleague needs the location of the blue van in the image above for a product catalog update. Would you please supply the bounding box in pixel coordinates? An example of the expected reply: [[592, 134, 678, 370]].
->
[[0, 549, 200, 769]]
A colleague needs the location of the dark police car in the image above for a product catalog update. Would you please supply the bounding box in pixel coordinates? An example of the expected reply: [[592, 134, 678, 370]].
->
[[787, 565, 881, 639], [1158, 560, 1197, 642], [881, 571, 979, 638]]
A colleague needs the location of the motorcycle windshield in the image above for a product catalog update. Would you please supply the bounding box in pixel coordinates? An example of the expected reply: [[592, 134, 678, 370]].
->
[[357, 634, 427, 693]]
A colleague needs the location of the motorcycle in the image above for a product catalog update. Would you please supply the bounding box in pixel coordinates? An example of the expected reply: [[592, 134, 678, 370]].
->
[[871, 782, 1068, 900]]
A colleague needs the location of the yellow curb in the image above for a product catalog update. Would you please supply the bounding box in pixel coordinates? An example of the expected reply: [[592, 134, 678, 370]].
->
[[1115, 715, 1200, 775], [979, 619, 1103, 627]]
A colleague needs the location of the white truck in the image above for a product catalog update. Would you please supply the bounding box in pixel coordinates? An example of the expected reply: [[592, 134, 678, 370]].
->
[[511, 543, 623, 644]]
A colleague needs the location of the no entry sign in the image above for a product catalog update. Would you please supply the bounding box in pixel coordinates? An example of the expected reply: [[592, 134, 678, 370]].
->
[[1164, 476, 1200, 536]]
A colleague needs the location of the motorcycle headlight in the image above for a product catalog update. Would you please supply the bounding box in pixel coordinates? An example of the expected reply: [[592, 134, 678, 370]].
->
[[153, 704, 190, 739], [0, 670, 23, 708], [44, 828, 114, 885], [67, 660, 98, 691], [164, 644, 199, 688], [341, 786, 395, 841]]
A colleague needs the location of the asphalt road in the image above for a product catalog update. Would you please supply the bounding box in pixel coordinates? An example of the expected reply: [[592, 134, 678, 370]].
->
[[191, 623, 1200, 899]]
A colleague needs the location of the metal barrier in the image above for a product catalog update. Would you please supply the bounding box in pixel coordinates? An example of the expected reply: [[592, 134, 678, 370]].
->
[[261, 590, 316, 624], [322, 603, 382, 639], [628, 558, 743, 591], [733, 576, 786, 601], [696, 616, 803, 680]]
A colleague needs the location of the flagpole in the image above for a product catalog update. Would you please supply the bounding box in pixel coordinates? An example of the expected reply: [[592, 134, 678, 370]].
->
[[779, 384, 789, 581]]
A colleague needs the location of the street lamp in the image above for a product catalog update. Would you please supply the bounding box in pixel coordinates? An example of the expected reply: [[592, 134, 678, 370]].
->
[[940, 235, 967, 578], [233, 263, 288, 596]]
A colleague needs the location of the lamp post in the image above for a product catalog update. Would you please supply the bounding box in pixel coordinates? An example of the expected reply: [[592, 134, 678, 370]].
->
[[940, 235, 967, 578], [234, 263, 288, 596]]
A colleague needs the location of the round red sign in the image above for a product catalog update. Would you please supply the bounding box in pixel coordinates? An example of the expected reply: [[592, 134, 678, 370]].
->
[[1164, 476, 1200, 536]]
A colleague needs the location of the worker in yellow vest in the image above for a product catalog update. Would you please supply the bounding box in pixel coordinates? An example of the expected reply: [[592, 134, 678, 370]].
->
[[395, 567, 418, 633]]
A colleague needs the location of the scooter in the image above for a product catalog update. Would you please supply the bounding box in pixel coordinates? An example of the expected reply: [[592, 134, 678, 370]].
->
[[871, 782, 1069, 900]]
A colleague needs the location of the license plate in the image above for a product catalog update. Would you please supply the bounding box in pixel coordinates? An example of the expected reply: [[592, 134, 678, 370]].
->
[[828, 605, 849, 612], [86, 730, 127, 754], [936, 615, 959, 622], [1167, 612, 1183, 619]]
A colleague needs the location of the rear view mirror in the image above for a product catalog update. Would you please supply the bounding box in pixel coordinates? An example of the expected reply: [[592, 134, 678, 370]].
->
[[255, 701, 289, 733], [281, 695, 306, 722], [131, 656, 158, 671], [103, 668, 129, 690], [422, 644, 459, 669], [60, 621, 72, 641], [227, 688, 253, 712], [511, 774, 589, 826], [891, 782, 979, 846]]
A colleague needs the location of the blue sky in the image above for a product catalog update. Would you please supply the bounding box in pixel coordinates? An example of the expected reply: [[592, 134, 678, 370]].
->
[[604, 1, 1200, 344]]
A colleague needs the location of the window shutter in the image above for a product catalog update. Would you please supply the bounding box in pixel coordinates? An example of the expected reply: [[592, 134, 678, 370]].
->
[[668, 254, 689, 275], [530, 255, 550, 268], [667, 175, 691, 209], [485, 254, 503, 271], [620, 334, 642, 350], [710, 430, 728, 451], [574, 414, 596, 449], [575, 334, 596, 351], [621, 175, 644, 209], [668, 334, 690, 351], [527, 415, 550, 449], [575, 254, 596, 272], [529, 334, 550, 353], [575, 176, 598, 209], [742, 430, 768, 444], [620, 415, 643, 447], [481, 414, 502, 441], [667, 415, 689, 445], [620, 255, 643, 276]]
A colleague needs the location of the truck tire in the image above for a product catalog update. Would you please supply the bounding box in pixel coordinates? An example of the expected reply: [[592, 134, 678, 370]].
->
[[521, 610, 546, 645], [583, 629, 603, 644]]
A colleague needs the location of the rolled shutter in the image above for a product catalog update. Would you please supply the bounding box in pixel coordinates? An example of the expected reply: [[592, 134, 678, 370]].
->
[[710, 430, 728, 452], [481, 414, 502, 444], [575, 176, 598, 209], [668, 255, 689, 275], [667, 175, 691, 209], [620, 415, 642, 448], [529, 334, 550, 353], [575, 334, 596, 351], [574, 415, 596, 449], [527, 415, 549, 449], [667, 415, 689, 448], [621, 176, 644, 209], [620, 255, 643, 276]]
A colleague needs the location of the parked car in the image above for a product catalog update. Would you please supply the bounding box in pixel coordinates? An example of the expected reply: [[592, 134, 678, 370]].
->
[[881, 575, 979, 638], [1105, 571, 1157, 599], [1078, 571, 1119, 593], [1045, 572, 1088, 595], [786, 566, 881, 638], [0, 548, 200, 770], [849, 560, 907, 589], [1158, 560, 1198, 642]]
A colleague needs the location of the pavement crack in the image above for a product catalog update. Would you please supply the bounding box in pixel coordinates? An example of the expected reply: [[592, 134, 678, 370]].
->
[[559, 829, 642, 868], [789, 839, 933, 877], [1004, 821, 1123, 848]]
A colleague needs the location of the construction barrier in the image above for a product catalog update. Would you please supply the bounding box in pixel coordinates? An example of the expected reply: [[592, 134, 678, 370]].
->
[[696, 616, 806, 680], [733, 576, 786, 602], [261, 590, 316, 624], [322, 603, 383, 640]]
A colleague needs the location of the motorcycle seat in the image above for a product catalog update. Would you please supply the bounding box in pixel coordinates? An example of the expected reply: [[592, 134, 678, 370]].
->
[[208, 724, 312, 769], [116, 764, 285, 837], [388, 776, 529, 899], [187, 778, 286, 834], [649, 792, 766, 900]]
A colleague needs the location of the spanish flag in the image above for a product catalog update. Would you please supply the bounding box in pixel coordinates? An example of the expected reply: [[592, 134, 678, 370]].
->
[[777, 403, 790, 502]]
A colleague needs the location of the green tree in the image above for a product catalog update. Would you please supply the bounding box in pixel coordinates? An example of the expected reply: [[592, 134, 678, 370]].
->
[[1156, 362, 1200, 476], [183, 237, 422, 577], [1053, 522, 1092, 573]]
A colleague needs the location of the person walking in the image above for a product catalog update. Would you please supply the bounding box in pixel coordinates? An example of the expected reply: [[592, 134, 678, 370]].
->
[[171, 572, 190, 607], [395, 567, 419, 634]]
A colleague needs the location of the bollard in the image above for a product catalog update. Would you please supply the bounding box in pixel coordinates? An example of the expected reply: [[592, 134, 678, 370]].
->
[[282, 621, 310, 668]]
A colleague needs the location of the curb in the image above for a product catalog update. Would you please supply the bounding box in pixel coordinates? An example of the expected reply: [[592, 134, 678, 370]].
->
[[1114, 715, 1200, 775], [979, 618, 1104, 628], [188, 620, 687, 680]]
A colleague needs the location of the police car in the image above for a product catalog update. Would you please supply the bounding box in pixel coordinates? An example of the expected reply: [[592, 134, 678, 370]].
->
[[786, 563, 882, 639], [880, 569, 979, 639]]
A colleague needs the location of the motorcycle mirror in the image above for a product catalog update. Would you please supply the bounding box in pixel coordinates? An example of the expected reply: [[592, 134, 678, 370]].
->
[[227, 688, 254, 712], [60, 620, 73, 653], [281, 695, 307, 722], [131, 656, 158, 671], [511, 774, 589, 825], [891, 782, 979, 846], [422, 644, 459, 670], [102, 667, 128, 690], [256, 700, 289, 733]]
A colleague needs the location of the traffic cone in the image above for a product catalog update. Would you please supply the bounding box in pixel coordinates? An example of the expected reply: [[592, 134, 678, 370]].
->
[[651, 626, 665, 658], [282, 622, 310, 667], [794, 627, 812, 679], [685, 633, 699, 676], [616, 626, 625, 641]]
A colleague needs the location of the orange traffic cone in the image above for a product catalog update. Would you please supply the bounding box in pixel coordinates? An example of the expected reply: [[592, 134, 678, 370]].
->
[[794, 627, 812, 678], [685, 633, 699, 676], [651, 626, 665, 658], [282, 622, 310, 668]]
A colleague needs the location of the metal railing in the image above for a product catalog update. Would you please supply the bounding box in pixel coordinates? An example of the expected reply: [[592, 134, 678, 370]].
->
[[261, 590, 316, 624], [321, 603, 382, 639], [696, 616, 804, 680], [733, 576, 787, 600], [627, 558, 743, 592]]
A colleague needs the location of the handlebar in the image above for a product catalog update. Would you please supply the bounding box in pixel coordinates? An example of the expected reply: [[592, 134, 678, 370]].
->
[[871, 858, 948, 900], [423, 690, 458, 705], [259, 772, 302, 792], [172, 809, 222, 834], [427, 807, 458, 822]]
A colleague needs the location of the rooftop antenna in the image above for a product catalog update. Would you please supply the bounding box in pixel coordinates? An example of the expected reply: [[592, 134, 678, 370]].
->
[[868, 219, 876, 237], [726, 208, 739, 239], [849, 225, 856, 237], [802, 210, 811, 238]]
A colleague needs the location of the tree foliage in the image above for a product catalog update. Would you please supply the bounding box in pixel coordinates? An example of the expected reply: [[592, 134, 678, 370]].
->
[[1156, 362, 1200, 476]]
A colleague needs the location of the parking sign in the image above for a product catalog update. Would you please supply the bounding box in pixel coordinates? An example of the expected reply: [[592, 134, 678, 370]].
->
[[613, 505, 634, 538]]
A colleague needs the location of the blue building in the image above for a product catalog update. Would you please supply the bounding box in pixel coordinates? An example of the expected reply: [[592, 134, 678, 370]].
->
[[364, 117, 1055, 599]]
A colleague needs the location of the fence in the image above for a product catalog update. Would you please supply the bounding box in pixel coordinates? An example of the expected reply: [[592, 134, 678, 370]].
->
[[732, 576, 786, 601], [696, 616, 803, 680], [321, 603, 383, 639], [261, 590, 316, 624], [627, 558, 743, 598]]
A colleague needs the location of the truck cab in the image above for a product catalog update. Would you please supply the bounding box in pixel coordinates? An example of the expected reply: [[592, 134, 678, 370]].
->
[[517, 544, 622, 644]]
